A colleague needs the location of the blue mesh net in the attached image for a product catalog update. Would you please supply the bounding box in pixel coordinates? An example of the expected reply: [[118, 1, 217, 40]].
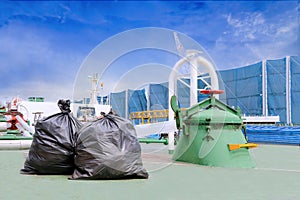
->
[[220, 62, 262, 116], [177, 78, 190, 108], [128, 89, 147, 113], [266, 58, 286, 122], [149, 83, 169, 110], [110, 91, 126, 117], [290, 56, 300, 124]]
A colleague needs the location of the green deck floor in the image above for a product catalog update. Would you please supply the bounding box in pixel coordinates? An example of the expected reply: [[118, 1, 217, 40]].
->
[[0, 144, 300, 200]]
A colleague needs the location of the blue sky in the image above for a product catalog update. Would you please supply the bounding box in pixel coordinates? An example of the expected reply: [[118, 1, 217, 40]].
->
[[0, 1, 298, 101]]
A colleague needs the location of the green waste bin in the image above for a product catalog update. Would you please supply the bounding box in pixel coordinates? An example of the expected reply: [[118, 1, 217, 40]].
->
[[172, 96, 256, 168]]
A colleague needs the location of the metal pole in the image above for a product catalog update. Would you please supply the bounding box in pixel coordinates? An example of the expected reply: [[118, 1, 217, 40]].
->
[[190, 58, 198, 106], [262, 60, 268, 116], [286, 56, 291, 125]]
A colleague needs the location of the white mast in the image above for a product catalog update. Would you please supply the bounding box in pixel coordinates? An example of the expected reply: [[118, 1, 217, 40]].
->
[[89, 73, 99, 105]]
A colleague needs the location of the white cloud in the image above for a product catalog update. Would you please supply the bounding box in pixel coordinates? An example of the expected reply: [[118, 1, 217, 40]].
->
[[225, 12, 267, 42], [212, 3, 298, 69]]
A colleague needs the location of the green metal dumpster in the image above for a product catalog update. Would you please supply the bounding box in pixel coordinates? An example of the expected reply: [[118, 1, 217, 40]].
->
[[172, 95, 256, 168]]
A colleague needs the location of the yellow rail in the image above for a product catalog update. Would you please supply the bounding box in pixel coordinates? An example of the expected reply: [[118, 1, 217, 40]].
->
[[129, 109, 187, 124], [129, 109, 169, 124]]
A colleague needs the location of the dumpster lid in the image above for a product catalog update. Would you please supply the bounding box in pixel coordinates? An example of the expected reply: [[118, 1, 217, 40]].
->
[[184, 107, 243, 125]]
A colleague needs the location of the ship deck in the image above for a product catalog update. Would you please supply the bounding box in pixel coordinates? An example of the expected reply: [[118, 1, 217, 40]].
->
[[1, 143, 300, 200]]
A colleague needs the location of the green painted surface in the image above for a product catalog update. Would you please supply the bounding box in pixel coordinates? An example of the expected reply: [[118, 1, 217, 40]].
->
[[138, 138, 168, 145], [0, 144, 300, 200], [185, 97, 242, 120], [6, 130, 21, 135], [0, 117, 6, 122], [28, 97, 44, 102], [170, 95, 183, 129], [0, 134, 32, 140], [173, 97, 255, 168]]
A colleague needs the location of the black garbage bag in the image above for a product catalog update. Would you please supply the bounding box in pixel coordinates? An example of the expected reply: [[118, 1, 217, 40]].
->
[[20, 99, 82, 175], [71, 113, 148, 180]]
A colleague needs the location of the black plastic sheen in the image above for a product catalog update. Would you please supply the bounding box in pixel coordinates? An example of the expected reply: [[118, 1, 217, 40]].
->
[[20, 100, 82, 175], [71, 114, 148, 180]]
